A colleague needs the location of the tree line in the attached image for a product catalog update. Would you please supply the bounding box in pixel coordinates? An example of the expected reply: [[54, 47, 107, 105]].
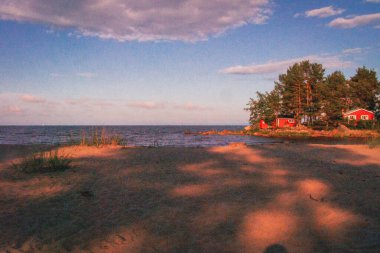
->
[[246, 61, 380, 128]]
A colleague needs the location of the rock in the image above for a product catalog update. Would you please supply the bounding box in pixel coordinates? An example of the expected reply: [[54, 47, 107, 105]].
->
[[244, 125, 253, 131], [337, 124, 350, 133]]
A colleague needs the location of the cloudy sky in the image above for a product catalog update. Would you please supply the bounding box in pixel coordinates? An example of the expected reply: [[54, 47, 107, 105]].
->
[[0, 0, 379, 125]]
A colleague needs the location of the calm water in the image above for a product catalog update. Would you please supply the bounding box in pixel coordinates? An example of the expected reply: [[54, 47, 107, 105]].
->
[[0, 126, 277, 146]]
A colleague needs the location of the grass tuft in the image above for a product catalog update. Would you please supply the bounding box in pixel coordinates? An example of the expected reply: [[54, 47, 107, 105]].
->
[[367, 138, 380, 149], [13, 149, 72, 173], [80, 128, 125, 147]]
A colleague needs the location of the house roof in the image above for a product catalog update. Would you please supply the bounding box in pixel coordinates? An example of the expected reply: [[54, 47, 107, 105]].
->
[[343, 108, 374, 116]]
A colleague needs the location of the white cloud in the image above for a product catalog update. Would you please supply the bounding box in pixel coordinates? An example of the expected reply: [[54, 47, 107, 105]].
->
[[366, 0, 380, 3], [126, 101, 212, 111], [0, 0, 272, 42], [342, 47, 366, 54], [49, 73, 65, 78], [220, 54, 353, 75], [21, 94, 46, 103], [64, 98, 115, 108], [127, 101, 166, 110], [77, 72, 97, 78], [4, 105, 24, 113], [329, 13, 380, 28], [174, 103, 211, 111], [305, 6, 345, 18]]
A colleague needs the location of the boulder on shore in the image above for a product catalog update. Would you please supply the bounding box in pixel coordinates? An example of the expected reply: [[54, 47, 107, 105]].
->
[[244, 125, 253, 131], [337, 124, 350, 133]]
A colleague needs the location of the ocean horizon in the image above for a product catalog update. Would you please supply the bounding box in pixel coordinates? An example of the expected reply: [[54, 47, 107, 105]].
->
[[0, 125, 273, 146]]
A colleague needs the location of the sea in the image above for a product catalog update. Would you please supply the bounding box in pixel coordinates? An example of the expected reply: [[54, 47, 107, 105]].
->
[[0, 125, 277, 147]]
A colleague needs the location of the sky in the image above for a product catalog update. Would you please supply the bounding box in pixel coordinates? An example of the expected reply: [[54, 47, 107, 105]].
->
[[0, 0, 379, 125]]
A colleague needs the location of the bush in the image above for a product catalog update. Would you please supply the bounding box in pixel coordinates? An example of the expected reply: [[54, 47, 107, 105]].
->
[[338, 120, 379, 130], [311, 120, 338, 131], [367, 138, 380, 149], [81, 128, 125, 146], [356, 120, 377, 130], [13, 150, 72, 173], [311, 120, 327, 131]]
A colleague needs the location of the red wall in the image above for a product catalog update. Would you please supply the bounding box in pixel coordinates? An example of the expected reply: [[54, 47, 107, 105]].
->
[[259, 120, 269, 129], [276, 118, 297, 128], [344, 109, 374, 121]]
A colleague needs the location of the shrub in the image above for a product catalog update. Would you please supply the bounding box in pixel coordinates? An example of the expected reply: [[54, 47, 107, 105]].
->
[[311, 120, 327, 131], [367, 138, 380, 149], [338, 120, 378, 130], [13, 150, 72, 173], [80, 128, 125, 146], [356, 120, 376, 130], [311, 120, 341, 130]]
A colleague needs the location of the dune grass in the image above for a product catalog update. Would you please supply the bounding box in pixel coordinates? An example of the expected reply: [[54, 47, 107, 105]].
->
[[80, 128, 125, 146], [367, 137, 380, 149], [13, 149, 72, 173]]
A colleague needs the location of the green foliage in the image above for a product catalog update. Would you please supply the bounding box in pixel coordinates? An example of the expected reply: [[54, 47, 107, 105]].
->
[[247, 62, 379, 128], [246, 84, 282, 125], [349, 67, 379, 111], [274, 131, 310, 137], [278, 61, 325, 125], [311, 120, 335, 131], [367, 138, 380, 149], [318, 71, 349, 123], [339, 120, 379, 130], [13, 150, 72, 173]]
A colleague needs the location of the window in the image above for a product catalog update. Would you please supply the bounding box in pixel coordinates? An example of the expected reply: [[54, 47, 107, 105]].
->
[[288, 119, 294, 123], [361, 115, 369, 120], [348, 115, 356, 120]]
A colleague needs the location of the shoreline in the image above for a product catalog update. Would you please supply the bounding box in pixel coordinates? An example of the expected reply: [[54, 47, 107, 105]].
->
[[197, 128, 380, 139]]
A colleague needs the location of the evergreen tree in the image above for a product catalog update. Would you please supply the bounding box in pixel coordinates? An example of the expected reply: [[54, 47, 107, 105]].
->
[[246, 62, 378, 128], [318, 71, 348, 124], [246, 85, 282, 125], [349, 67, 379, 110], [277, 61, 324, 125]]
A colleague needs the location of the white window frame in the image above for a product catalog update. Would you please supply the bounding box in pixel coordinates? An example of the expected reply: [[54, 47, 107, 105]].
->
[[288, 119, 295, 123], [361, 115, 369, 120], [348, 115, 356, 120]]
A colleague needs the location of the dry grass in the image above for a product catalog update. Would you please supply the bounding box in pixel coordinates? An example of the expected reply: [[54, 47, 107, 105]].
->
[[12, 149, 72, 173], [80, 128, 125, 146]]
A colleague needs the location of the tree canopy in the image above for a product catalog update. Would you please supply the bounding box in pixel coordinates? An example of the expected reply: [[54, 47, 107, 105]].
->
[[246, 61, 379, 126]]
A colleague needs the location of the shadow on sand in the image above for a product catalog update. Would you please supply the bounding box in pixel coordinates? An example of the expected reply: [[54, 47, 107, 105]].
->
[[0, 143, 379, 252]]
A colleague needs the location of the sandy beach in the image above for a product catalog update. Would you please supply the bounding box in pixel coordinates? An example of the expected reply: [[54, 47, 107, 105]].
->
[[0, 143, 379, 253]]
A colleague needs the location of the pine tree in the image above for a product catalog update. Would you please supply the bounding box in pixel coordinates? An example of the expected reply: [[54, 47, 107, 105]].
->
[[349, 67, 379, 111], [246, 85, 282, 125], [277, 61, 324, 125], [318, 71, 348, 125], [247, 62, 378, 127]]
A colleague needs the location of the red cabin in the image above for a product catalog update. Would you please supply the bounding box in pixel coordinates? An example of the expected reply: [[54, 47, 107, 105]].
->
[[274, 118, 297, 128], [343, 108, 374, 121]]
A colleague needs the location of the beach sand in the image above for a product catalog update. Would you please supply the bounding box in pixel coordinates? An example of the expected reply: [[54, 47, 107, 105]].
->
[[0, 143, 379, 253]]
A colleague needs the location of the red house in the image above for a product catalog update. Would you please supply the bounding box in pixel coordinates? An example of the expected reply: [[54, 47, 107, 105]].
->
[[259, 118, 297, 129], [343, 108, 374, 121], [274, 118, 297, 128]]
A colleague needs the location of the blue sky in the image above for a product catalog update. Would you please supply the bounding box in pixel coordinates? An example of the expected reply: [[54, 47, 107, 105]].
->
[[0, 0, 379, 125]]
